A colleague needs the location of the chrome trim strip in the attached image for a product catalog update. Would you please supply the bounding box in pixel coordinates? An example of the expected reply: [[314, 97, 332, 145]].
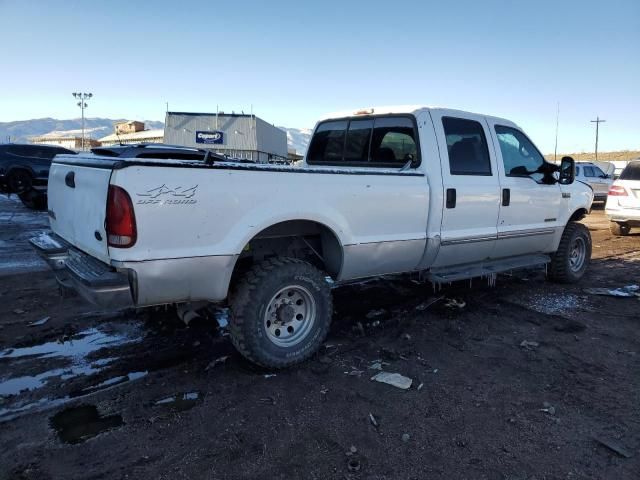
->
[[498, 228, 555, 239], [440, 235, 496, 246]]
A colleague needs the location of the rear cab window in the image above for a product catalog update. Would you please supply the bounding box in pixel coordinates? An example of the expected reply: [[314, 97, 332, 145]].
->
[[306, 115, 420, 168]]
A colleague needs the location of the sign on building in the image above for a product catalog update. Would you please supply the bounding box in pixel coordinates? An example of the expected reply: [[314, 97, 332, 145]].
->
[[196, 131, 224, 144]]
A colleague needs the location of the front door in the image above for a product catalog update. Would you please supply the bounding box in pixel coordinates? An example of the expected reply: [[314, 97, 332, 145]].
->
[[487, 120, 563, 257], [430, 112, 501, 267]]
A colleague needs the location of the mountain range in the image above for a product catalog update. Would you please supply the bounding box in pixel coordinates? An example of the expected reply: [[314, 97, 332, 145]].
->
[[0, 118, 312, 155]]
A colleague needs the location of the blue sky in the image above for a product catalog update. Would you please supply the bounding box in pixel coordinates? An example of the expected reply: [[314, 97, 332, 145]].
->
[[1, 0, 638, 153]]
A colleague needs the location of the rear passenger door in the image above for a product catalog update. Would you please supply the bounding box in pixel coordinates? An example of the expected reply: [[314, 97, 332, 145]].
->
[[430, 112, 501, 267]]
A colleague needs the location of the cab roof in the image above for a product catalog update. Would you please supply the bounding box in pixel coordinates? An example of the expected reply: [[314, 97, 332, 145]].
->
[[317, 105, 519, 129]]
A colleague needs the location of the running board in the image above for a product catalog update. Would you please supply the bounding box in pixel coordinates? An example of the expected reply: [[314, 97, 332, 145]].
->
[[426, 254, 551, 284]]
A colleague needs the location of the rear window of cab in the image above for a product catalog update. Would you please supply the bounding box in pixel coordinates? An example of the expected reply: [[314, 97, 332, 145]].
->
[[306, 115, 420, 168]]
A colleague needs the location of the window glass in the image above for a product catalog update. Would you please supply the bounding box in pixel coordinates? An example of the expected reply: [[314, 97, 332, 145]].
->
[[620, 162, 640, 181], [593, 166, 605, 177], [575, 166, 581, 176], [307, 116, 418, 167], [583, 166, 595, 177], [443, 117, 492, 175], [494, 125, 545, 176], [370, 117, 417, 165], [344, 119, 372, 162], [306, 120, 347, 163]]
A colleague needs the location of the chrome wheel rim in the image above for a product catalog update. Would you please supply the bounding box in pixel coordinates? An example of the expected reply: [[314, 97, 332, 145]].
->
[[264, 285, 316, 347], [569, 237, 586, 272]]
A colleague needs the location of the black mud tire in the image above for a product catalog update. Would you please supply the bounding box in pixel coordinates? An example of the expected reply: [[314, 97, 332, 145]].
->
[[548, 222, 592, 284], [610, 221, 631, 236], [18, 189, 47, 210], [229, 257, 333, 369], [7, 169, 33, 194]]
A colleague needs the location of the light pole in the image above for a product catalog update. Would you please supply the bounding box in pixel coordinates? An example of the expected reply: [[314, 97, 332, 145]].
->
[[72, 92, 93, 150], [590, 116, 606, 163]]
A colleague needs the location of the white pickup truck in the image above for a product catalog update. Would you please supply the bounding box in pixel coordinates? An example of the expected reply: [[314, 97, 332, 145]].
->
[[32, 106, 593, 368]]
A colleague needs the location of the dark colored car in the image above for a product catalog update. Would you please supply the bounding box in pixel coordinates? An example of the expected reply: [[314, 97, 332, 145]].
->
[[90, 143, 223, 161], [0, 143, 77, 209]]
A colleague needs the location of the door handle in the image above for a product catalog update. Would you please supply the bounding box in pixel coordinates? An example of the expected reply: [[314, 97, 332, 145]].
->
[[446, 188, 456, 208], [65, 171, 75, 188], [502, 188, 510, 206]]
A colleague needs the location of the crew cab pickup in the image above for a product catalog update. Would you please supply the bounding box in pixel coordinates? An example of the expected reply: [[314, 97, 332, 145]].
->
[[32, 106, 594, 368]]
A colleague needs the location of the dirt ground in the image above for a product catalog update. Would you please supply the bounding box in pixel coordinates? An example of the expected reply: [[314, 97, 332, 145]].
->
[[0, 197, 639, 480]]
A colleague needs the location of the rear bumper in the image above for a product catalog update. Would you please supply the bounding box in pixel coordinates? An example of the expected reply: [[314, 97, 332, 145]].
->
[[606, 207, 640, 223], [30, 232, 238, 308], [29, 232, 134, 308]]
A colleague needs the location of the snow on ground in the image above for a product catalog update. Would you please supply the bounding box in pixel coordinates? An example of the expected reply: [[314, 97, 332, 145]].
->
[[0, 195, 49, 276]]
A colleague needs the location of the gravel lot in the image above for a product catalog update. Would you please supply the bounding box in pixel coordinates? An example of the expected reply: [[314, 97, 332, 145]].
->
[[0, 196, 638, 480]]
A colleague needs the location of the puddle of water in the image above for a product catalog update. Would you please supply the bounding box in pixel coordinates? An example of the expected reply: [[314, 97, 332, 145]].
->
[[80, 371, 148, 394], [0, 325, 140, 361], [0, 324, 141, 399], [154, 391, 200, 411], [50, 404, 123, 444]]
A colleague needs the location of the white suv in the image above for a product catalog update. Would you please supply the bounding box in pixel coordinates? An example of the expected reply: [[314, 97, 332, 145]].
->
[[605, 160, 640, 235], [576, 162, 613, 201]]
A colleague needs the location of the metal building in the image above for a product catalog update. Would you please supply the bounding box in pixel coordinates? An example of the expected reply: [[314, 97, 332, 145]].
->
[[164, 112, 288, 162]]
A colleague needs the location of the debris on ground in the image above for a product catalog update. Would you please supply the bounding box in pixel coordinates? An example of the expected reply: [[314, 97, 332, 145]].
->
[[345, 369, 364, 377], [402, 433, 411, 442], [346, 445, 357, 456], [28, 316, 50, 327], [263, 374, 277, 379], [415, 295, 445, 311], [520, 340, 540, 350], [369, 412, 379, 427], [539, 402, 556, 415], [370, 371, 413, 390], [444, 298, 466, 309], [12, 308, 26, 315], [205, 355, 229, 371], [366, 309, 387, 319], [417, 383, 424, 391], [515, 293, 586, 316], [583, 285, 640, 298], [594, 436, 633, 458], [347, 458, 361, 472]]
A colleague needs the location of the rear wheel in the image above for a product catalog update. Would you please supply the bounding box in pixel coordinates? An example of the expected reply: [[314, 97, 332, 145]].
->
[[18, 189, 47, 210], [7, 169, 33, 194], [610, 221, 631, 236], [548, 222, 591, 283], [229, 257, 332, 368]]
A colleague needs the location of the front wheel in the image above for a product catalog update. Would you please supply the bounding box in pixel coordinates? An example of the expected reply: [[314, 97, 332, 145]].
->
[[548, 222, 592, 283], [229, 257, 333, 369]]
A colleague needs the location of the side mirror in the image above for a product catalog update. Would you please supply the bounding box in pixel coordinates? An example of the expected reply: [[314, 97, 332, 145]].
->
[[559, 156, 575, 185]]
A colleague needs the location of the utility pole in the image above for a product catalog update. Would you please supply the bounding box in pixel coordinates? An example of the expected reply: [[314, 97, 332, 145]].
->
[[554, 102, 560, 162], [72, 92, 93, 151], [590, 116, 606, 162]]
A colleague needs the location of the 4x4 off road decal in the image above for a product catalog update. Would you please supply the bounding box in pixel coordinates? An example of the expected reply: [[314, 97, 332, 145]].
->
[[136, 184, 198, 205]]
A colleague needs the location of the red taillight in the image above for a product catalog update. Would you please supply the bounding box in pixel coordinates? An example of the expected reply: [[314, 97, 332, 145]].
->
[[608, 185, 628, 196], [106, 185, 137, 248]]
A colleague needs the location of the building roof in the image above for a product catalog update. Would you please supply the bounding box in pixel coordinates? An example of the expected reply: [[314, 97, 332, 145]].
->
[[98, 128, 164, 142], [167, 111, 255, 118]]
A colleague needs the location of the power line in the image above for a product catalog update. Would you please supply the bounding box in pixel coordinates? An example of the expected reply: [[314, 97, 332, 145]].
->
[[590, 116, 606, 162]]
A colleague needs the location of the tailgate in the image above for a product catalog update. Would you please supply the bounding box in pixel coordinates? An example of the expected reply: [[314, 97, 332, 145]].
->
[[48, 155, 113, 263]]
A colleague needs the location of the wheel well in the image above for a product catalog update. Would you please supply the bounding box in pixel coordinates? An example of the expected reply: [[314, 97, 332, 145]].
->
[[231, 220, 344, 283], [569, 208, 588, 222]]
